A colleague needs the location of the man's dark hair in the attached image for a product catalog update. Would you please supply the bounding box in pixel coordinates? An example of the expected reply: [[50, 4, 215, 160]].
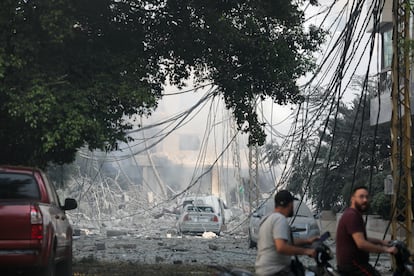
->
[[274, 190, 297, 207], [352, 186, 368, 196]]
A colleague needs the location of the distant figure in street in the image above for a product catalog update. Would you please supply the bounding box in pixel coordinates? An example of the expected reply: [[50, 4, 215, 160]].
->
[[336, 186, 397, 276], [255, 190, 318, 276]]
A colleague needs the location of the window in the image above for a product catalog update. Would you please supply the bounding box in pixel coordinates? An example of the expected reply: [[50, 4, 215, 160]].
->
[[382, 29, 392, 69], [295, 202, 313, 217], [186, 205, 214, 213], [0, 173, 40, 199]]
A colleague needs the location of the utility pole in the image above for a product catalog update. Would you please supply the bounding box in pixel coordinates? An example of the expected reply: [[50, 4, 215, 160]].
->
[[248, 96, 261, 210], [230, 118, 244, 210], [390, 0, 412, 248], [248, 144, 260, 209]]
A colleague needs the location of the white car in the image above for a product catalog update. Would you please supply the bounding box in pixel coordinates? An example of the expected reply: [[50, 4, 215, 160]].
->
[[178, 195, 227, 226], [177, 204, 222, 235], [248, 199, 320, 248]]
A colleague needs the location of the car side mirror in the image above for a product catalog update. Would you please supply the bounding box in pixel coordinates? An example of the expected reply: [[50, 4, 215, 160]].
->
[[63, 198, 78, 210]]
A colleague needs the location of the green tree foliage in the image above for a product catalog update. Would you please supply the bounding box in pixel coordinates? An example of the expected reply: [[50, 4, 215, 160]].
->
[[262, 141, 282, 167], [0, 0, 325, 168], [287, 86, 392, 217]]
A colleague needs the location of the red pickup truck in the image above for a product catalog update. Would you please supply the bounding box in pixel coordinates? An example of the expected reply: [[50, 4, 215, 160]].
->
[[0, 166, 77, 276]]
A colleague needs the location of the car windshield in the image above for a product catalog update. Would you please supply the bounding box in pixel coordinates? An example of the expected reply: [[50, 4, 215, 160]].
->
[[186, 205, 214, 213], [0, 173, 40, 200], [294, 202, 313, 217]]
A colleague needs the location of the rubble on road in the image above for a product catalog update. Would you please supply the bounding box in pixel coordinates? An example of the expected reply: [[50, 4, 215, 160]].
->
[[72, 230, 256, 267]]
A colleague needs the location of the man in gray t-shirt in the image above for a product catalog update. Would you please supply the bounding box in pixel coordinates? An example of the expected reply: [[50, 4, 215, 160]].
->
[[255, 190, 317, 276]]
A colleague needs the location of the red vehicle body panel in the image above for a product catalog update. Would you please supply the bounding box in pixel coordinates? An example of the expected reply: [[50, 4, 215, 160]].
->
[[0, 166, 75, 270]]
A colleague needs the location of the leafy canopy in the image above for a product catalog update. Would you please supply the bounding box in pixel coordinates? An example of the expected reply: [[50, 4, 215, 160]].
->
[[0, 0, 325, 168]]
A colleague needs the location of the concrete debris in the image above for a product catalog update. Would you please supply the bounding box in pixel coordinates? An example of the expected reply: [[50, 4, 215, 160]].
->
[[107, 230, 128, 237], [202, 232, 217, 239], [96, 243, 106, 250], [73, 233, 256, 267], [112, 244, 137, 249]]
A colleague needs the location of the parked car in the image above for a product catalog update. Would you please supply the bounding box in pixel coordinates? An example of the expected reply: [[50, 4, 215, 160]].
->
[[177, 204, 222, 235], [178, 195, 227, 226], [248, 199, 320, 248], [0, 166, 77, 275]]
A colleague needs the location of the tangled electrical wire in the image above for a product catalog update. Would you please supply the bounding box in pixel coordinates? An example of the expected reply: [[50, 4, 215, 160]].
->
[[68, 0, 400, 237]]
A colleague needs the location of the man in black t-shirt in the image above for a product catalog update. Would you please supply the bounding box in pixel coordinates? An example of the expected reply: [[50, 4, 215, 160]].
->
[[336, 186, 397, 276]]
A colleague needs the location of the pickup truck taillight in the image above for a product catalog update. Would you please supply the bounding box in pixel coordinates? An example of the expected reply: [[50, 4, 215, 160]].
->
[[30, 205, 43, 240], [212, 215, 219, 222]]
